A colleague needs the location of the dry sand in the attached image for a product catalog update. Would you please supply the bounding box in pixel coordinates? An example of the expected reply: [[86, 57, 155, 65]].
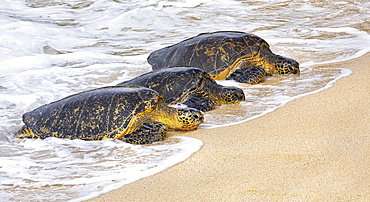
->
[[89, 53, 369, 201]]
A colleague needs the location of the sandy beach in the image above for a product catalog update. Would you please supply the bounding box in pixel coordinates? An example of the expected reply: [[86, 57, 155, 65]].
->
[[89, 53, 369, 201]]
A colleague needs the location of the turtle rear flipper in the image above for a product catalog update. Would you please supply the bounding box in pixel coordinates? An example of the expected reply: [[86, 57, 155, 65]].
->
[[123, 121, 167, 144], [227, 66, 266, 84], [183, 97, 217, 112]]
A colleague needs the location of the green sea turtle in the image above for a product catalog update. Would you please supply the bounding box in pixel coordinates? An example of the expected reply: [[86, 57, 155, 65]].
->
[[116, 67, 245, 112], [147, 31, 299, 84], [18, 86, 204, 144]]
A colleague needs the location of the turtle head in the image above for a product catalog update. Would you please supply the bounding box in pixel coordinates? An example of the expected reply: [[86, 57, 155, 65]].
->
[[257, 41, 299, 75], [274, 56, 300, 75], [218, 86, 245, 104], [175, 108, 204, 130], [150, 97, 204, 131]]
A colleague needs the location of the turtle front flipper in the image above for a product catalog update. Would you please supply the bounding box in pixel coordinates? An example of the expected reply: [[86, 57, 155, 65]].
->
[[182, 97, 217, 112], [17, 125, 40, 139], [123, 121, 167, 144], [227, 66, 266, 84]]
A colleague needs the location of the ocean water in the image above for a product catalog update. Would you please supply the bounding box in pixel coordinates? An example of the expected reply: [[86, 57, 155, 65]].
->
[[0, 0, 369, 201]]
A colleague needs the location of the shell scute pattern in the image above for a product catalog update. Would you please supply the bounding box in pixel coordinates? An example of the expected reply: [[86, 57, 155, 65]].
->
[[148, 32, 261, 76], [21, 87, 159, 140], [190, 35, 224, 70], [118, 67, 203, 105], [148, 31, 299, 84], [117, 67, 245, 112]]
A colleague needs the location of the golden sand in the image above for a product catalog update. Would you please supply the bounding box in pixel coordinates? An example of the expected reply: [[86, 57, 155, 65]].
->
[[89, 53, 369, 201]]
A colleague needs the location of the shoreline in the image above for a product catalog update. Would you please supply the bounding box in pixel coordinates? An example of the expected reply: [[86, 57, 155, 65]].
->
[[89, 53, 369, 201]]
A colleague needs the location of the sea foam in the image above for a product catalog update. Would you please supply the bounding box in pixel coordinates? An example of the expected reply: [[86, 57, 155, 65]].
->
[[0, 0, 368, 201]]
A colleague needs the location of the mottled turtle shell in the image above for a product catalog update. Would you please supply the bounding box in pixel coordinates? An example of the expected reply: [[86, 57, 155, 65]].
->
[[148, 31, 267, 79], [116, 67, 208, 105], [22, 86, 160, 140]]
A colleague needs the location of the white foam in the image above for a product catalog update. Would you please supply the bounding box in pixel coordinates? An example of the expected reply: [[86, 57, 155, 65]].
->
[[0, 0, 368, 201], [0, 137, 203, 202], [155, 0, 212, 9], [201, 68, 353, 129]]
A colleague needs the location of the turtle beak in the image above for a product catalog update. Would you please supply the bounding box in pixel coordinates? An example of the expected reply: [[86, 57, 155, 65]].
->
[[197, 116, 204, 123], [290, 60, 300, 75], [193, 113, 204, 124], [291, 68, 300, 75]]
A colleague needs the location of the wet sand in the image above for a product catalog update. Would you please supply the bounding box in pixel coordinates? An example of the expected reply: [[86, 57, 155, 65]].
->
[[89, 53, 369, 201]]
